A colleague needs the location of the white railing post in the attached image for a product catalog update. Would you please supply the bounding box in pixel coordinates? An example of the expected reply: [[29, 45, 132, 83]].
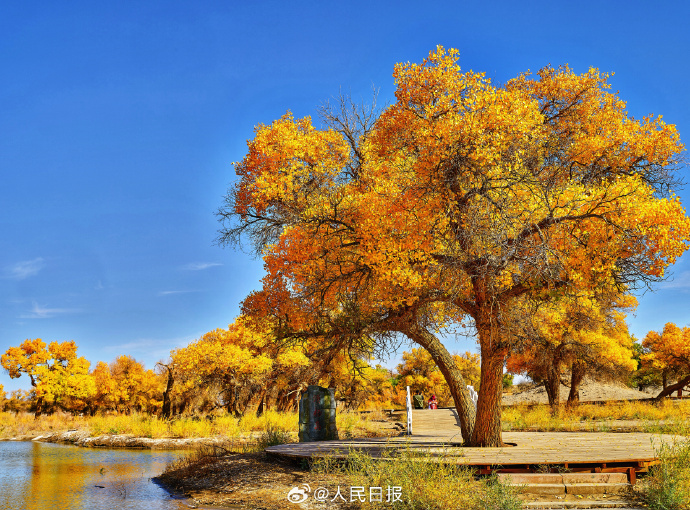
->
[[406, 386, 412, 435], [467, 385, 478, 409]]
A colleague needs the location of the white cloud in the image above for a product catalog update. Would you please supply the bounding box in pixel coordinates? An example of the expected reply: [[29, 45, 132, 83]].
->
[[181, 262, 223, 271], [5, 258, 45, 280], [95, 280, 104, 290], [19, 301, 81, 319], [157, 290, 197, 297]]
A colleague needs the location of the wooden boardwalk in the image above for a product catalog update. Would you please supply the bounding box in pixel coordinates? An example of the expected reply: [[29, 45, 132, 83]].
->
[[267, 409, 680, 477]]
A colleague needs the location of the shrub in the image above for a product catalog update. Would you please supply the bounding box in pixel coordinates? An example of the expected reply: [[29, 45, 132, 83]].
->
[[479, 474, 523, 510], [314, 445, 522, 510], [256, 425, 292, 449], [643, 439, 690, 510]]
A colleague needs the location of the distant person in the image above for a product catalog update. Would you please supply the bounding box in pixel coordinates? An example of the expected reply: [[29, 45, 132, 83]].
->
[[428, 394, 438, 410]]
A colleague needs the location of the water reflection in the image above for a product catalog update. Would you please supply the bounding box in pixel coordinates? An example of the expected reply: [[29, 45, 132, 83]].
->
[[0, 442, 191, 510]]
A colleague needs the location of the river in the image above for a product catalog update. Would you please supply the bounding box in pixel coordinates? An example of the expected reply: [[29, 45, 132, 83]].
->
[[0, 441, 194, 510]]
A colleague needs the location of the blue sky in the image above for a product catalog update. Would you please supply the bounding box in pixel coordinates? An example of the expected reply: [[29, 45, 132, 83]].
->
[[2, 1, 690, 393]]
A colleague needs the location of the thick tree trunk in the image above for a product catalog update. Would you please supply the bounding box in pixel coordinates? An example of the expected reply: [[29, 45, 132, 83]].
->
[[256, 394, 265, 417], [161, 366, 174, 419], [655, 374, 690, 400], [401, 325, 476, 444], [29, 378, 42, 418], [567, 361, 586, 406], [471, 305, 508, 447], [471, 349, 506, 446], [226, 386, 240, 416], [545, 362, 561, 409], [33, 396, 44, 418]]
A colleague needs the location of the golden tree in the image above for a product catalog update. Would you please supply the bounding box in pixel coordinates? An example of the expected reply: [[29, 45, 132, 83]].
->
[[87, 356, 163, 414], [643, 322, 690, 399], [219, 47, 690, 446], [169, 316, 320, 415], [316, 348, 397, 410], [90, 360, 117, 411], [396, 348, 480, 407], [1, 339, 95, 416], [507, 292, 637, 407]]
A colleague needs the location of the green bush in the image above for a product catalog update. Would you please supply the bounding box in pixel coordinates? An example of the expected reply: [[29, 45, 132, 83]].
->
[[644, 439, 690, 510], [256, 425, 292, 449], [479, 474, 523, 510]]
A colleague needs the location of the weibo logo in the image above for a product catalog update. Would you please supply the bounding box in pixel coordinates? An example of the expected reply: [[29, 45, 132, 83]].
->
[[287, 483, 311, 503]]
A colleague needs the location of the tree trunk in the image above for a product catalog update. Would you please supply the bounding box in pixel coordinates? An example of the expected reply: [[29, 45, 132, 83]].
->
[[567, 361, 586, 406], [29, 377, 42, 418], [655, 374, 690, 400], [34, 396, 44, 418], [468, 300, 510, 447], [471, 348, 506, 446], [161, 365, 174, 419], [256, 394, 265, 417], [401, 325, 476, 444], [545, 362, 561, 409]]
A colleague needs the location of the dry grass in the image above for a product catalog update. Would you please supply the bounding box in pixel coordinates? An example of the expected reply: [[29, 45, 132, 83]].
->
[[0, 408, 387, 441], [337, 409, 384, 438], [313, 446, 523, 510], [643, 438, 690, 510], [0, 411, 88, 437], [0, 410, 291, 439], [502, 400, 690, 433], [162, 441, 523, 510]]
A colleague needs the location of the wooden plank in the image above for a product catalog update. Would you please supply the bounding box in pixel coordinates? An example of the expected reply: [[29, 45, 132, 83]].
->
[[268, 409, 682, 480], [267, 427, 680, 471]]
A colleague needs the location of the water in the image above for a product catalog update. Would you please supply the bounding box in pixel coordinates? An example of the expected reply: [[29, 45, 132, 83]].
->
[[0, 441, 192, 510]]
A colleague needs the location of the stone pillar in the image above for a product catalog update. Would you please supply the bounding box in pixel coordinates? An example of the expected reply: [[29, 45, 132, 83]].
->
[[298, 386, 338, 442]]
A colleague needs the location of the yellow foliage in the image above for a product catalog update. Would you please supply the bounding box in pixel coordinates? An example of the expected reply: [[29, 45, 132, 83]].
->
[[220, 46, 690, 444], [642, 322, 690, 383], [91, 355, 162, 413], [169, 315, 325, 414], [1, 339, 95, 413], [396, 348, 480, 407], [226, 45, 690, 361]]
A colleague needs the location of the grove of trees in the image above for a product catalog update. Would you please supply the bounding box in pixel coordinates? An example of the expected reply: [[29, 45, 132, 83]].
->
[[2, 318, 689, 425]]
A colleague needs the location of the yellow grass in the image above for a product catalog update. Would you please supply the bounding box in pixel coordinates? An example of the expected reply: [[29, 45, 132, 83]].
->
[[313, 446, 523, 510], [502, 400, 690, 432], [3, 399, 686, 441], [0, 408, 383, 440], [0, 411, 88, 438]]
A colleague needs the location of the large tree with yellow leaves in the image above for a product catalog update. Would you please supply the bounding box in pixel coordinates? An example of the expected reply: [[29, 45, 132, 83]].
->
[[1, 339, 95, 416], [218, 47, 690, 446], [643, 322, 690, 399], [507, 291, 637, 408]]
